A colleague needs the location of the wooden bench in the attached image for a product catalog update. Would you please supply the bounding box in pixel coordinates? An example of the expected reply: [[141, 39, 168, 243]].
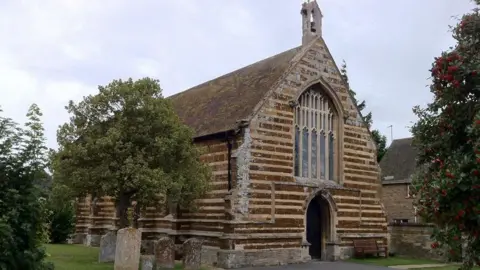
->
[[353, 238, 388, 258]]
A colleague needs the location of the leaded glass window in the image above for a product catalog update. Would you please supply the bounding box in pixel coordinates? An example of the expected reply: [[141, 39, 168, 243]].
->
[[294, 127, 300, 176], [311, 131, 317, 178], [294, 88, 336, 181], [302, 128, 309, 177]]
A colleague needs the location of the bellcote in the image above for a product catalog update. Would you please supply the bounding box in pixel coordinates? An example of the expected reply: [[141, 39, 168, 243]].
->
[[301, 0, 323, 45]]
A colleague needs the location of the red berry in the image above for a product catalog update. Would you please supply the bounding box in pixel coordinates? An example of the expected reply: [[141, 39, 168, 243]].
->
[[473, 170, 479, 176]]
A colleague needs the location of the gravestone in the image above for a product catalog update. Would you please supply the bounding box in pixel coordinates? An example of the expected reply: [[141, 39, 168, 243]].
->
[[141, 255, 155, 270], [182, 238, 203, 270], [114, 227, 141, 270], [154, 236, 175, 269], [99, 230, 117, 262]]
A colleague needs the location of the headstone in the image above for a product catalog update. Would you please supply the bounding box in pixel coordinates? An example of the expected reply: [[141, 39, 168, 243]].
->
[[141, 240, 155, 255], [114, 227, 141, 270], [154, 237, 175, 269], [99, 230, 117, 262], [182, 238, 203, 270], [141, 255, 155, 270]]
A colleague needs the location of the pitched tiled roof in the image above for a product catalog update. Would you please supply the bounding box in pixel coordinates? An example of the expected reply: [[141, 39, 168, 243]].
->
[[168, 47, 302, 138], [379, 137, 418, 183]]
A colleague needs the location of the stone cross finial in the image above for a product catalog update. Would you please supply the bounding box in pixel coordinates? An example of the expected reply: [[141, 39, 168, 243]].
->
[[301, 0, 323, 45]]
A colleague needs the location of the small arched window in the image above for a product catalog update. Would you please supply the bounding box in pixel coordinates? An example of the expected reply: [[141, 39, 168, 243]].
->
[[294, 87, 337, 181]]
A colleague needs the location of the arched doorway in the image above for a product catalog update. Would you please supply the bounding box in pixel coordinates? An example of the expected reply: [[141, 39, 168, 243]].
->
[[306, 195, 331, 260]]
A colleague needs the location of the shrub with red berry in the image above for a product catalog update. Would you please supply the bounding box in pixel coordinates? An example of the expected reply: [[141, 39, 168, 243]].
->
[[411, 2, 480, 270]]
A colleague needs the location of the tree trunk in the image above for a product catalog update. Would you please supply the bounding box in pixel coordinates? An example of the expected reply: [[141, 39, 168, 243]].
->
[[115, 193, 131, 229], [133, 203, 140, 229]]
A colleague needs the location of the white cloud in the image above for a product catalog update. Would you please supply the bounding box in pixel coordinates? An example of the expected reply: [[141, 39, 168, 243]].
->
[[134, 58, 165, 78], [42, 81, 91, 104]]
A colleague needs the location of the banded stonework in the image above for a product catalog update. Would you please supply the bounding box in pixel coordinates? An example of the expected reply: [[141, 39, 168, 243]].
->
[[73, 196, 91, 245], [73, 196, 117, 247], [72, 0, 387, 268]]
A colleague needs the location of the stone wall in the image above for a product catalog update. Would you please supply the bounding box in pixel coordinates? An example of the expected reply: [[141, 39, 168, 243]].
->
[[73, 196, 116, 246], [139, 137, 239, 262], [388, 223, 444, 260], [219, 36, 388, 266], [73, 196, 91, 244], [73, 136, 236, 254], [382, 183, 417, 223]]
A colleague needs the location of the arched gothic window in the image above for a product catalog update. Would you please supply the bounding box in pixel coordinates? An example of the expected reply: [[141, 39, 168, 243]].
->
[[294, 88, 336, 181]]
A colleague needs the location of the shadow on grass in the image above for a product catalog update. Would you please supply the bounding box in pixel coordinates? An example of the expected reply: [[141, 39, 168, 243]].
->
[[347, 255, 441, 267]]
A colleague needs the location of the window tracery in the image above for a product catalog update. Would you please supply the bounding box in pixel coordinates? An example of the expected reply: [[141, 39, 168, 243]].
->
[[294, 88, 336, 181]]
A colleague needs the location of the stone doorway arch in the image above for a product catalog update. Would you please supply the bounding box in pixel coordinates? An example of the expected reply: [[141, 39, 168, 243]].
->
[[303, 188, 338, 261]]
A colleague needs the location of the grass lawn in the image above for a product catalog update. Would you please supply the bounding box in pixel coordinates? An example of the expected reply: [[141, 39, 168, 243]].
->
[[347, 256, 442, 266], [46, 244, 113, 270], [46, 244, 195, 270]]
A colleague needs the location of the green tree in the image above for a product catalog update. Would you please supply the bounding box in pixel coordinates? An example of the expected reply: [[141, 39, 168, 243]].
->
[[0, 106, 53, 270], [52, 77, 211, 229], [340, 61, 388, 162], [24, 104, 51, 191], [410, 2, 480, 269], [371, 130, 387, 162], [47, 181, 75, 244], [22, 104, 48, 170], [46, 149, 75, 244]]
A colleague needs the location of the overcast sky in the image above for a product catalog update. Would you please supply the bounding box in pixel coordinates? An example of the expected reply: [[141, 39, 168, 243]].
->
[[0, 0, 476, 149]]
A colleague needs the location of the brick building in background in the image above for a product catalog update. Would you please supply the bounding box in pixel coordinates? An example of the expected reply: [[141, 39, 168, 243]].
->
[[72, 1, 388, 268], [380, 137, 420, 224]]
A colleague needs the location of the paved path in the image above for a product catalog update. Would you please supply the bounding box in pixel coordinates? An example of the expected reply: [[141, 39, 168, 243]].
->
[[240, 261, 391, 270]]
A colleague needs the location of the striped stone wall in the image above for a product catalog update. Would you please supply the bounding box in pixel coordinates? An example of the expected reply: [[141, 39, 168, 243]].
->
[[72, 196, 91, 244], [72, 195, 116, 246], [225, 36, 387, 264], [73, 138, 234, 249], [137, 137, 235, 258]]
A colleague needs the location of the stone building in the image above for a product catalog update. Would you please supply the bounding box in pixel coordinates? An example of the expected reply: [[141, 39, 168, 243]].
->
[[380, 137, 420, 224], [73, 1, 388, 268]]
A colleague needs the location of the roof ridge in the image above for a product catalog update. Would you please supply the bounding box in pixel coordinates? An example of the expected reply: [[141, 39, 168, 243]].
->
[[393, 137, 414, 141], [169, 45, 301, 137], [167, 46, 301, 100], [380, 135, 418, 180], [244, 38, 318, 125]]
